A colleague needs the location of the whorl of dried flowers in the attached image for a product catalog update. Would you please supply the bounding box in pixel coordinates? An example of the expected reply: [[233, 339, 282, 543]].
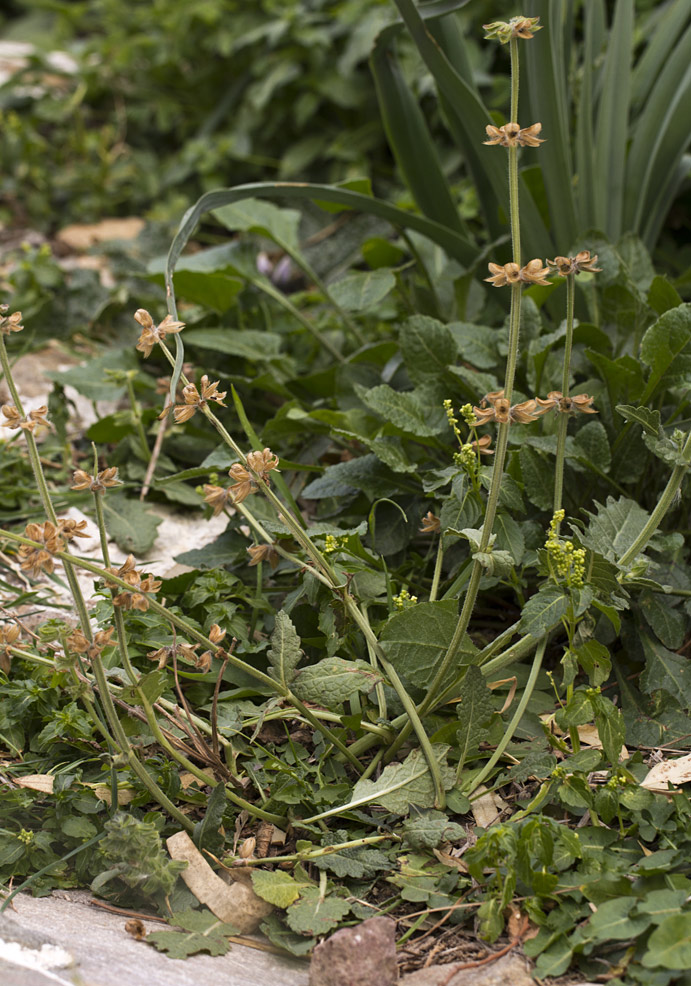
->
[[164, 375, 228, 424], [66, 626, 115, 661], [546, 251, 602, 276], [105, 555, 162, 612], [483, 16, 541, 43], [419, 512, 441, 535], [1, 405, 51, 434], [0, 307, 23, 335], [18, 522, 64, 578], [134, 309, 185, 358], [484, 123, 544, 148], [535, 392, 597, 415], [0, 622, 21, 674], [228, 448, 280, 503], [485, 259, 551, 288], [247, 543, 280, 569], [71, 467, 122, 495]]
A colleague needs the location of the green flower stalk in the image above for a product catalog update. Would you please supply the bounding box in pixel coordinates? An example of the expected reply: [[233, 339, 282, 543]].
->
[[545, 251, 602, 526], [418, 20, 545, 718]]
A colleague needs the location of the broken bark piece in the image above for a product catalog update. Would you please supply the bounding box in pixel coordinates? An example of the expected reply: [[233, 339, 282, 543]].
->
[[166, 830, 273, 933], [309, 916, 397, 986]]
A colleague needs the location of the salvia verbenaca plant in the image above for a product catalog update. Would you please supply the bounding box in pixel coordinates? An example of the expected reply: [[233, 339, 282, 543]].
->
[[2, 16, 691, 952]]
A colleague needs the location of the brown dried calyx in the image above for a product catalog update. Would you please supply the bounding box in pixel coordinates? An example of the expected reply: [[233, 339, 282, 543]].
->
[[485, 259, 551, 288], [104, 555, 162, 611], [71, 466, 122, 494], [19, 522, 65, 578], [484, 123, 544, 148]]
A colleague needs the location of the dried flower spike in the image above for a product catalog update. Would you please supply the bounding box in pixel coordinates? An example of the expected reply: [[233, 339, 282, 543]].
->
[[473, 398, 542, 425], [57, 518, 90, 541], [134, 309, 185, 358], [547, 251, 602, 276], [71, 467, 122, 494], [484, 123, 544, 148], [483, 16, 541, 43]]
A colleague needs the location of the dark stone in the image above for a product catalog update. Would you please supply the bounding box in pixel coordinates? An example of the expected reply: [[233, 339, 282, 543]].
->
[[309, 916, 398, 986]]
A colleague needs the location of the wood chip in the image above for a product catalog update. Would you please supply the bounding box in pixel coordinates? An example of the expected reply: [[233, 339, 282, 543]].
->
[[641, 753, 691, 793], [166, 830, 273, 933]]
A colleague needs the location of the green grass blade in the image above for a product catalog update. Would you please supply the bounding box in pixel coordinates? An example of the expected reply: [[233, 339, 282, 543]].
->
[[370, 32, 469, 236], [575, 0, 605, 230], [593, 0, 634, 240], [626, 23, 691, 241], [643, 153, 691, 253], [525, 0, 578, 249], [630, 0, 691, 112]]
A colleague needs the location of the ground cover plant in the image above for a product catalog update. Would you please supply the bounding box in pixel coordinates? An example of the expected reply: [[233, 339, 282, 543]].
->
[[2, 2, 691, 983]]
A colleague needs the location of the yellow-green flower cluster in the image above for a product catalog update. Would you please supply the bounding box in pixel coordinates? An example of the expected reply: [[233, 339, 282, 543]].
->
[[545, 511, 586, 588], [323, 534, 342, 554], [393, 588, 418, 611], [443, 399, 462, 445], [454, 444, 477, 471]]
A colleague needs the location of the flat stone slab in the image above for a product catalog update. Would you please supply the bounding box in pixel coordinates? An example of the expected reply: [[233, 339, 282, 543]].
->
[[1, 891, 309, 986]]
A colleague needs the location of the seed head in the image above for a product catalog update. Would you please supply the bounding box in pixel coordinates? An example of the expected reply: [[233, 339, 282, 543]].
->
[[0, 309, 24, 335], [419, 511, 441, 534], [483, 16, 542, 43], [484, 122, 544, 148], [547, 251, 602, 276], [71, 467, 122, 494], [134, 309, 185, 358]]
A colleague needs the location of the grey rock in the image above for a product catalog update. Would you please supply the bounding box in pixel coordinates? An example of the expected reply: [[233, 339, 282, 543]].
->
[[2, 890, 309, 986], [309, 916, 398, 986], [399, 953, 534, 986]]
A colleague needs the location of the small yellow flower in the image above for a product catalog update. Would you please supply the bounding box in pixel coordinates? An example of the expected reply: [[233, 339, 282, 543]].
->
[[134, 309, 185, 358], [547, 251, 602, 276], [484, 122, 544, 148]]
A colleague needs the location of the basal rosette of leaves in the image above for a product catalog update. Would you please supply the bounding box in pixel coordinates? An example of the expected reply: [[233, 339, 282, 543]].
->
[[1, 4, 691, 983]]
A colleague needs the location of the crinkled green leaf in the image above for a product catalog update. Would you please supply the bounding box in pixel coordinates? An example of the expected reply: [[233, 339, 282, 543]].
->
[[184, 328, 282, 360], [640, 632, 691, 707], [147, 909, 238, 959], [302, 454, 397, 500], [357, 383, 446, 437], [455, 666, 495, 772], [351, 745, 455, 816], [643, 429, 690, 467], [214, 198, 301, 249], [379, 600, 476, 691], [101, 493, 163, 556], [312, 832, 392, 879], [402, 810, 466, 850], [292, 657, 381, 708], [572, 420, 611, 473], [640, 591, 686, 650], [642, 913, 691, 969], [581, 496, 651, 564], [329, 269, 396, 311], [400, 315, 458, 382], [519, 585, 569, 635], [251, 869, 303, 908], [615, 403, 661, 436], [267, 610, 302, 691], [640, 303, 691, 389], [285, 889, 351, 936]]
